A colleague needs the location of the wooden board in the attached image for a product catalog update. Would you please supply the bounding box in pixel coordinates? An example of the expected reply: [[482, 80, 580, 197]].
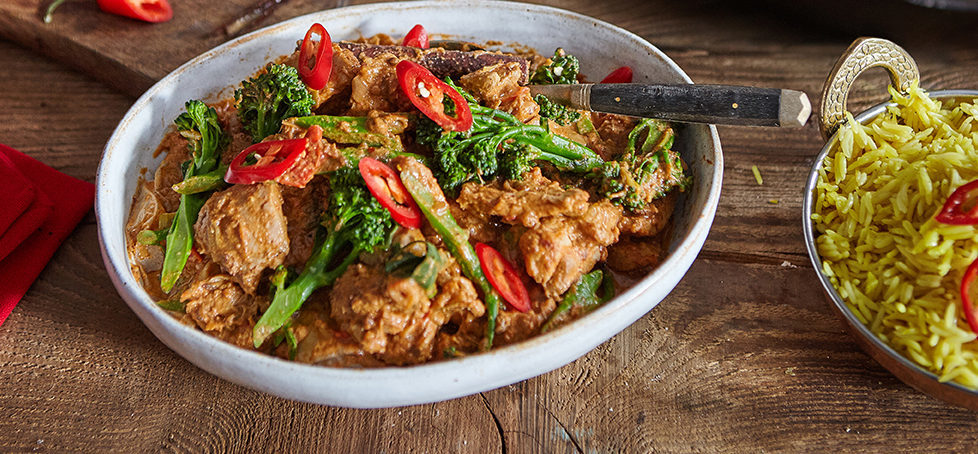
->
[[2, 0, 978, 452], [2, 0, 975, 98]]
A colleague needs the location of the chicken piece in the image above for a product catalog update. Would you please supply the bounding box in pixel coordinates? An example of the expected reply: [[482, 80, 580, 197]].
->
[[495, 293, 557, 346], [283, 296, 382, 367], [180, 274, 260, 349], [279, 178, 329, 268], [519, 200, 622, 298], [456, 168, 588, 229], [330, 263, 438, 365], [152, 130, 190, 212], [292, 318, 383, 367], [316, 45, 362, 110], [606, 234, 667, 272], [618, 192, 677, 237], [455, 167, 621, 298], [460, 62, 539, 123], [586, 112, 636, 161], [348, 53, 414, 115], [448, 200, 500, 245], [433, 258, 485, 325], [330, 260, 485, 366], [431, 262, 489, 359], [194, 182, 289, 294]]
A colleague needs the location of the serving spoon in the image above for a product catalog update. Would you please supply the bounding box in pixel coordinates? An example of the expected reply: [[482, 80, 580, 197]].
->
[[429, 40, 811, 127]]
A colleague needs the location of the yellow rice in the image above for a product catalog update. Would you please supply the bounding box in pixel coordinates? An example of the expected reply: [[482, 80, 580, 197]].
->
[[813, 82, 978, 387]]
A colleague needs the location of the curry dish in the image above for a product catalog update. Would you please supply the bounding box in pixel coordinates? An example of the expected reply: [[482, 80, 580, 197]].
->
[[125, 24, 689, 367]]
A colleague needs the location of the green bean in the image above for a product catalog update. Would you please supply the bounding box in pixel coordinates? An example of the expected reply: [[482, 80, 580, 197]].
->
[[160, 191, 207, 292], [400, 167, 502, 350], [292, 115, 404, 151], [171, 164, 228, 195]]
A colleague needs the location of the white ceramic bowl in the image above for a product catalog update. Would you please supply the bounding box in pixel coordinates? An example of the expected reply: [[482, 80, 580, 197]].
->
[[96, 0, 723, 407]]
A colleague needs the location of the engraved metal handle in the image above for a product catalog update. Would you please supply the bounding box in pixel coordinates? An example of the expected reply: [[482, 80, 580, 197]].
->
[[819, 37, 920, 140]]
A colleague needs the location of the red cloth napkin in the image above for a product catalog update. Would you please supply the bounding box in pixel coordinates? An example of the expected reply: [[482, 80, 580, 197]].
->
[[0, 151, 37, 236], [0, 144, 94, 326], [0, 184, 52, 263]]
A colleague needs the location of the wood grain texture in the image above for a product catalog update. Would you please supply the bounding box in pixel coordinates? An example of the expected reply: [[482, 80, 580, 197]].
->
[[2, 0, 978, 452]]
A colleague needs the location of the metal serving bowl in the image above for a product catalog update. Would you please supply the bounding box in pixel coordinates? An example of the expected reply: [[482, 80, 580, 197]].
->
[[803, 37, 978, 409]]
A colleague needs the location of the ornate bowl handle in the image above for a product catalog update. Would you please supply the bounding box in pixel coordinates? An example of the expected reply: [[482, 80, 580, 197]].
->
[[819, 37, 920, 140]]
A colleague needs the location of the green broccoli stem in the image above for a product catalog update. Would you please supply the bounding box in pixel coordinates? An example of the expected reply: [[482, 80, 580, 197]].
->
[[520, 128, 603, 170], [399, 168, 502, 350], [469, 104, 602, 172], [252, 228, 360, 347]]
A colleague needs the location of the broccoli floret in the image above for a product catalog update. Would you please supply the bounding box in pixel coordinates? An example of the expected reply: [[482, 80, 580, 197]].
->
[[174, 100, 228, 173], [252, 167, 395, 347], [535, 94, 580, 126], [530, 48, 580, 85], [498, 143, 534, 181], [235, 64, 314, 143], [325, 168, 396, 253], [592, 119, 691, 211], [414, 79, 603, 193]]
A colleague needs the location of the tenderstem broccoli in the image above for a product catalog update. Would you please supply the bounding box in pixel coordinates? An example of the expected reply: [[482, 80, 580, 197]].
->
[[535, 94, 580, 126], [414, 79, 603, 193], [592, 118, 691, 211], [252, 167, 395, 347], [159, 100, 227, 292], [236, 64, 314, 143], [530, 48, 580, 85]]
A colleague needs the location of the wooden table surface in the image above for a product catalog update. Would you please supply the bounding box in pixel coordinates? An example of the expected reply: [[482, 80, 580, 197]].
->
[[2, 0, 978, 451]]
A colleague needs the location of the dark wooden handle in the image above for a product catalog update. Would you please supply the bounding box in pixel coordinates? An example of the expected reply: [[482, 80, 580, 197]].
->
[[589, 84, 793, 126]]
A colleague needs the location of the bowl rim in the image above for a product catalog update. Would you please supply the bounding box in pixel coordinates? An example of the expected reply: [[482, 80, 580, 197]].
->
[[95, 0, 724, 406], [802, 89, 978, 403]]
